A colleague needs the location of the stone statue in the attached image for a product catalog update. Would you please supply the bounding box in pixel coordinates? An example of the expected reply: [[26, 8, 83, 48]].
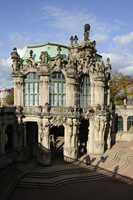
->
[[11, 48, 21, 71], [84, 24, 91, 41], [40, 51, 48, 64], [105, 57, 111, 80], [74, 35, 78, 45], [70, 35, 74, 46]]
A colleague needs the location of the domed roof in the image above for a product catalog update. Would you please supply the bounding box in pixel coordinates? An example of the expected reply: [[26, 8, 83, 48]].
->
[[22, 43, 70, 63]]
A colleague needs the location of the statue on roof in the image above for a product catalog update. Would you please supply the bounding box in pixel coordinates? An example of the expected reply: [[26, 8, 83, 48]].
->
[[11, 48, 21, 72], [40, 51, 49, 64], [84, 24, 91, 41]]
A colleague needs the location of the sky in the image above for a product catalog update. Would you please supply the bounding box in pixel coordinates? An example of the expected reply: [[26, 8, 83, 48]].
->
[[0, 0, 133, 88]]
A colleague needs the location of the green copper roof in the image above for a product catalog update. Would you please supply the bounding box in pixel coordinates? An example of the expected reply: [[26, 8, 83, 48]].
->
[[22, 43, 70, 63]]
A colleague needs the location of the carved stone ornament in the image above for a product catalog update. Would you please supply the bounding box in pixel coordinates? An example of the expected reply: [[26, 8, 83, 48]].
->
[[50, 116, 66, 127]]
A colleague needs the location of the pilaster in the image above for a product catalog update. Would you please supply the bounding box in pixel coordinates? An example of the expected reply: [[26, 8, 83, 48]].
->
[[13, 76, 23, 106], [40, 74, 49, 106], [66, 77, 77, 107], [94, 77, 105, 107], [123, 116, 128, 132], [41, 118, 50, 149]]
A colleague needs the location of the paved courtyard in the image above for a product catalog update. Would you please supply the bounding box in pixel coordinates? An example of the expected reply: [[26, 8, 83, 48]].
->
[[3, 162, 133, 200]]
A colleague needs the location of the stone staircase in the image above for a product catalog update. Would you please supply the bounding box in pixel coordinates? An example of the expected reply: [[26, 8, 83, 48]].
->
[[0, 161, 37, 200], [17, 163, 109, 190]]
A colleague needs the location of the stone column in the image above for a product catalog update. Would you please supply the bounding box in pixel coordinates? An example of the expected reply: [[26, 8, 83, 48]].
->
[[90, 82, 95, 107], [41, 118, 50, 149], [88, 115, 106, 155], [94, 78, 105, 108], [64, 118, 73, 161], [64, 118, 78, 161], [66, 77, 77, 107], [40, 75, 49, 106], [87, 117, 94, 154], [13, 77, 23, 106], [107, 84, 111, 106], [123, 116, 128, 132], [71, 119, 79, 160]]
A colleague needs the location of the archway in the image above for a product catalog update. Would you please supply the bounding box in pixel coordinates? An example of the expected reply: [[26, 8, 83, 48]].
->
[[49, 125, 64, 161], [25, 122, 38, 156], [5, 124, 14, 153], [78, 119, 89, 158]]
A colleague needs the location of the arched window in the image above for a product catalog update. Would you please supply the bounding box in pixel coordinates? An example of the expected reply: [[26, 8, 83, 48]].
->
[[127, 116, 133, 130], [80, 75, 91, 108], [117, 116, 123, 132], [49, 72, 66, 107], [24, 73, 39, 106]]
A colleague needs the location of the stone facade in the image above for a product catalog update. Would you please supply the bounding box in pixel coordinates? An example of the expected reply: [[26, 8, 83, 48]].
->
[[10, 24, 112, 162]]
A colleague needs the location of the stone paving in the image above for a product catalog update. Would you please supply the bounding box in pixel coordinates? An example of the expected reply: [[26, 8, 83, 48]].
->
[[7, 161, 133, 200]]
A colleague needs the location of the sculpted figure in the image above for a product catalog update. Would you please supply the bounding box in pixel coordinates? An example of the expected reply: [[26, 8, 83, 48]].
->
[[40, 51, 48, 64], [11, 48, 21, 71], [84, 24, 91, 41]]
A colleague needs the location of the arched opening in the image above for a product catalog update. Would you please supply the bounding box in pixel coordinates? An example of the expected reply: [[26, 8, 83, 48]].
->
[[49, 72, 66, 107], [80, 74, 91, 108], [5, 125, 14, 153], [127, 116, 133, 131], [49, 125, 64, 161], [78, 119, 89, 158], [25, 122, 38, 156]]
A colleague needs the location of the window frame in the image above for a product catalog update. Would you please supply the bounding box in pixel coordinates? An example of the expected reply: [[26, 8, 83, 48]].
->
[[24, 73, 40, 106], [80, 74, 91, 108], [49, 72, 66, 107]]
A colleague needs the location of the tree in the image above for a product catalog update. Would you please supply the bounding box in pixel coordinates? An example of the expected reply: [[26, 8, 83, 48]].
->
[[5, 93, 14, 105], [110, 73, 133, 105]]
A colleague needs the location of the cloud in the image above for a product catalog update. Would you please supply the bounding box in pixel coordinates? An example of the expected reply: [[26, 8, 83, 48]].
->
[[0, 57, 12, 89], [41, 6, 110, 44], [102, 51, 133, 75], [114, 32, 133, 46], [119, 66, 133, 75], [10, 33, 30, 49]]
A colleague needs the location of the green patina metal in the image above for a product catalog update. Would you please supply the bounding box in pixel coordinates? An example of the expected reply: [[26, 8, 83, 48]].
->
[[22, 43, 70, 63]]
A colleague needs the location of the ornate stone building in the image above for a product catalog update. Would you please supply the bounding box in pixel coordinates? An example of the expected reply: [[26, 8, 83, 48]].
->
[[10, 24, 112, 162]]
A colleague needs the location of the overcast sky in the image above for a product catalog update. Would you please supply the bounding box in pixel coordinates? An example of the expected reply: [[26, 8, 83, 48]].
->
[[0, 0, 133, 88]]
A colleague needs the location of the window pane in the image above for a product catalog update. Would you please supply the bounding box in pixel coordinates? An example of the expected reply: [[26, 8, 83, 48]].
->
[[80, 75, 90, 108], [49, 72, 66, 107], [24, 73, 39, 106], [54, 82, 58, 94], [34, 83, 38, 94]]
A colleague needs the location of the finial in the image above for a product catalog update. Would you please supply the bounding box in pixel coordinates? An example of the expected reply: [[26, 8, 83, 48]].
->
[[29, 50, 33, 58], [107, 57, 110, 64], [70, 35, 74, 46], [74, 35, 78, 44], [84, 24, 91, 41], [13, 47, 17, 52]]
